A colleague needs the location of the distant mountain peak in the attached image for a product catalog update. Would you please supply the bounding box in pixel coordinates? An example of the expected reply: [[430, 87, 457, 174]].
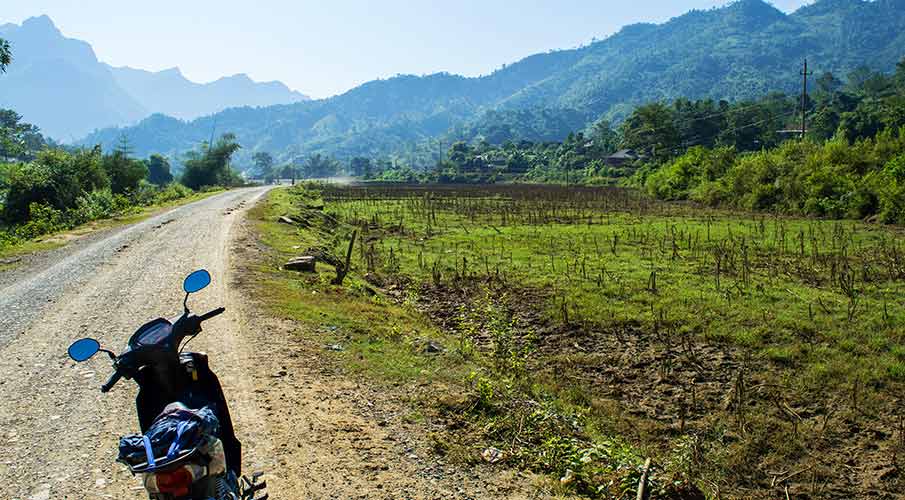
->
[[715, 0, 787, 30], [220, 73, 254, 83], [1, 14, 309, 138], [21, 14, 59, 33]]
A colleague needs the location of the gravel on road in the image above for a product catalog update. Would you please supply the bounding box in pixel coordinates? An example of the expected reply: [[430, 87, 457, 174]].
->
[[0, 187, 275, 499]]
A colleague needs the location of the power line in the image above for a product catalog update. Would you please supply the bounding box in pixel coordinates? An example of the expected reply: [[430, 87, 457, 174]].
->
[[679, 110, 799, 149], [631, 94, 790, 137]]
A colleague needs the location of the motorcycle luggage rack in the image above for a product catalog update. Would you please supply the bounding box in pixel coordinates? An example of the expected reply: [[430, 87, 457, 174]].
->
[[127, 447, 199, 474]]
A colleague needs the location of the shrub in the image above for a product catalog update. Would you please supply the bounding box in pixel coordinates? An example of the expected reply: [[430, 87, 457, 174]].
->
[[877, 154, 905, 223], [2, 148, 107, 223], [644, 131, 905, 222], [70, 189, 118, 225], [15, 203, 65, 239], [154, 183, 194, 203]]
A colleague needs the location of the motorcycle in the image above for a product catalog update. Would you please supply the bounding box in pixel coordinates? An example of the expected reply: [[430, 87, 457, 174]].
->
[[67, 269, 268, 500]]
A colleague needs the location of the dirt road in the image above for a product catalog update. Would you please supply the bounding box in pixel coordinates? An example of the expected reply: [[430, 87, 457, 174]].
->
[[0, 187, 542, 500], [0, 187, 273, 499]]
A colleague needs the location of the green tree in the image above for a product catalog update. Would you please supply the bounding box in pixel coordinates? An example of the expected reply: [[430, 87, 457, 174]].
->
[[301, 154, 339, 179], [838, 102, 884, 142], [895, 58, 905, 90], [350, 157, 372, 178], [589, 119, 619, 154], [0, 38, 11, 73], [103, 137, 148, 194], [146, 154, 173, 185], [815, 72, 843, 97], [621, 103, 680, 163], [279, 164, 297, 182], [181, 133, 242, 190], [0, 109, 45, 161], [252, 152, 275, 180]]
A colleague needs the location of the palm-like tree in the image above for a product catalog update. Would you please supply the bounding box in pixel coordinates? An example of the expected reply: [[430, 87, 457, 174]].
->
[[0, 38, 12, 73]]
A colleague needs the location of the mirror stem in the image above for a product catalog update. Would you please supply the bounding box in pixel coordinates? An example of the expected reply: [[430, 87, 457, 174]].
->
[[183, 292, 190, 314], [99, 348, 117, 361]]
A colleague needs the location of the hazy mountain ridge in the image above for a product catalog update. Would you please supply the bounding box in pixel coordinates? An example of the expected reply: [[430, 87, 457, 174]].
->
[[80, 0, 905, 164], [106, 64, 308, 121], [0, 15, 147, 140], [0, 15, 308, 140]]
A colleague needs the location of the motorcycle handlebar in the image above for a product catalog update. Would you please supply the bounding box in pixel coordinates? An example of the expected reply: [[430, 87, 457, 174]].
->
[[199, 307, 225, 322], [101, 370, 123, 393]]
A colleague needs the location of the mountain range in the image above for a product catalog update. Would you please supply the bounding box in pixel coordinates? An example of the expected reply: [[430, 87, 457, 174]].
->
[[0, 15, 308, 140], [6, 0, 905, 167]]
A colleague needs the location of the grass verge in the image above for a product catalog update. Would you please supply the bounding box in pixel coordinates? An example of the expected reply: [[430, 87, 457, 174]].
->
[[0, 189, 225, 264]]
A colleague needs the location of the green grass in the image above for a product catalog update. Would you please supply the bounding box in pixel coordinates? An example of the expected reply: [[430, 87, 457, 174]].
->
[[249, 184, 905, 499], [324, 195, 905, 391], [249, 188, 476, 386], [0, 189, 224, 263]]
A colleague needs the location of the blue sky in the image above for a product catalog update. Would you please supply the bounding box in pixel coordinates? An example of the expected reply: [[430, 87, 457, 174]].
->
[[4, 0, 813, 98]]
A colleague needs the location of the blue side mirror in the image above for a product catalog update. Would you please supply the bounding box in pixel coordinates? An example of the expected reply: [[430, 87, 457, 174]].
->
[[183, 270, 211, 294], [68, 338, 101, 362]]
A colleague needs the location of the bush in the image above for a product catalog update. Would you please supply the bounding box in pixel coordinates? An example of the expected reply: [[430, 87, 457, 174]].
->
[[15, 203, 65, 239], [877, 154, 905, 223], [645, 146, 737, 201], [0, 140, 202, 244], [70, 189, 118, 225], [154, 183, 194, 203], [644, 130, 905, 222], [2, 147, 107, 223]]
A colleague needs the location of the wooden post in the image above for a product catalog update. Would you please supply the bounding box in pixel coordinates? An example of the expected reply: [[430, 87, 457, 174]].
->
[[636, 458, 652, 500], [332, 230, 357, 285]]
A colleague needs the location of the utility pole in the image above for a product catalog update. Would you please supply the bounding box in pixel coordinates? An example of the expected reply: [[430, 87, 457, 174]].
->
[[800, 58, 812, 139], [208, 116, 218, 148]]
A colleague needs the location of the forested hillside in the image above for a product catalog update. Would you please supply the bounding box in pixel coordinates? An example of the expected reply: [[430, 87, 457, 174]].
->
[[81, 0, 905, 166]]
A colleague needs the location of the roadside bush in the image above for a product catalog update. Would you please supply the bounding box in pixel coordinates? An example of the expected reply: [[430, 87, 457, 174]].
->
[[128, 180, 162, 207], [15, 203, 65, 239], [0, 229, 17, 248], [70, 189, 119, 225], [1, 147, 107, 223], [0, 141, 202, 248], [153, 182, 194, 203]]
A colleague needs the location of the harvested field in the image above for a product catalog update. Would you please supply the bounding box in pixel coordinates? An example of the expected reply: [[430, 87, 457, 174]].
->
[[269, 183, 905, 499]]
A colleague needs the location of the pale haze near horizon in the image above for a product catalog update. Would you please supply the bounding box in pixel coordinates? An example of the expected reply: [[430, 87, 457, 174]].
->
[[3, 0, 813, 99]]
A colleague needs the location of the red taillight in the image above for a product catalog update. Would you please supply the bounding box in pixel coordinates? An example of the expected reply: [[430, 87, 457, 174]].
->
[[155, 466, 193, 497]]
